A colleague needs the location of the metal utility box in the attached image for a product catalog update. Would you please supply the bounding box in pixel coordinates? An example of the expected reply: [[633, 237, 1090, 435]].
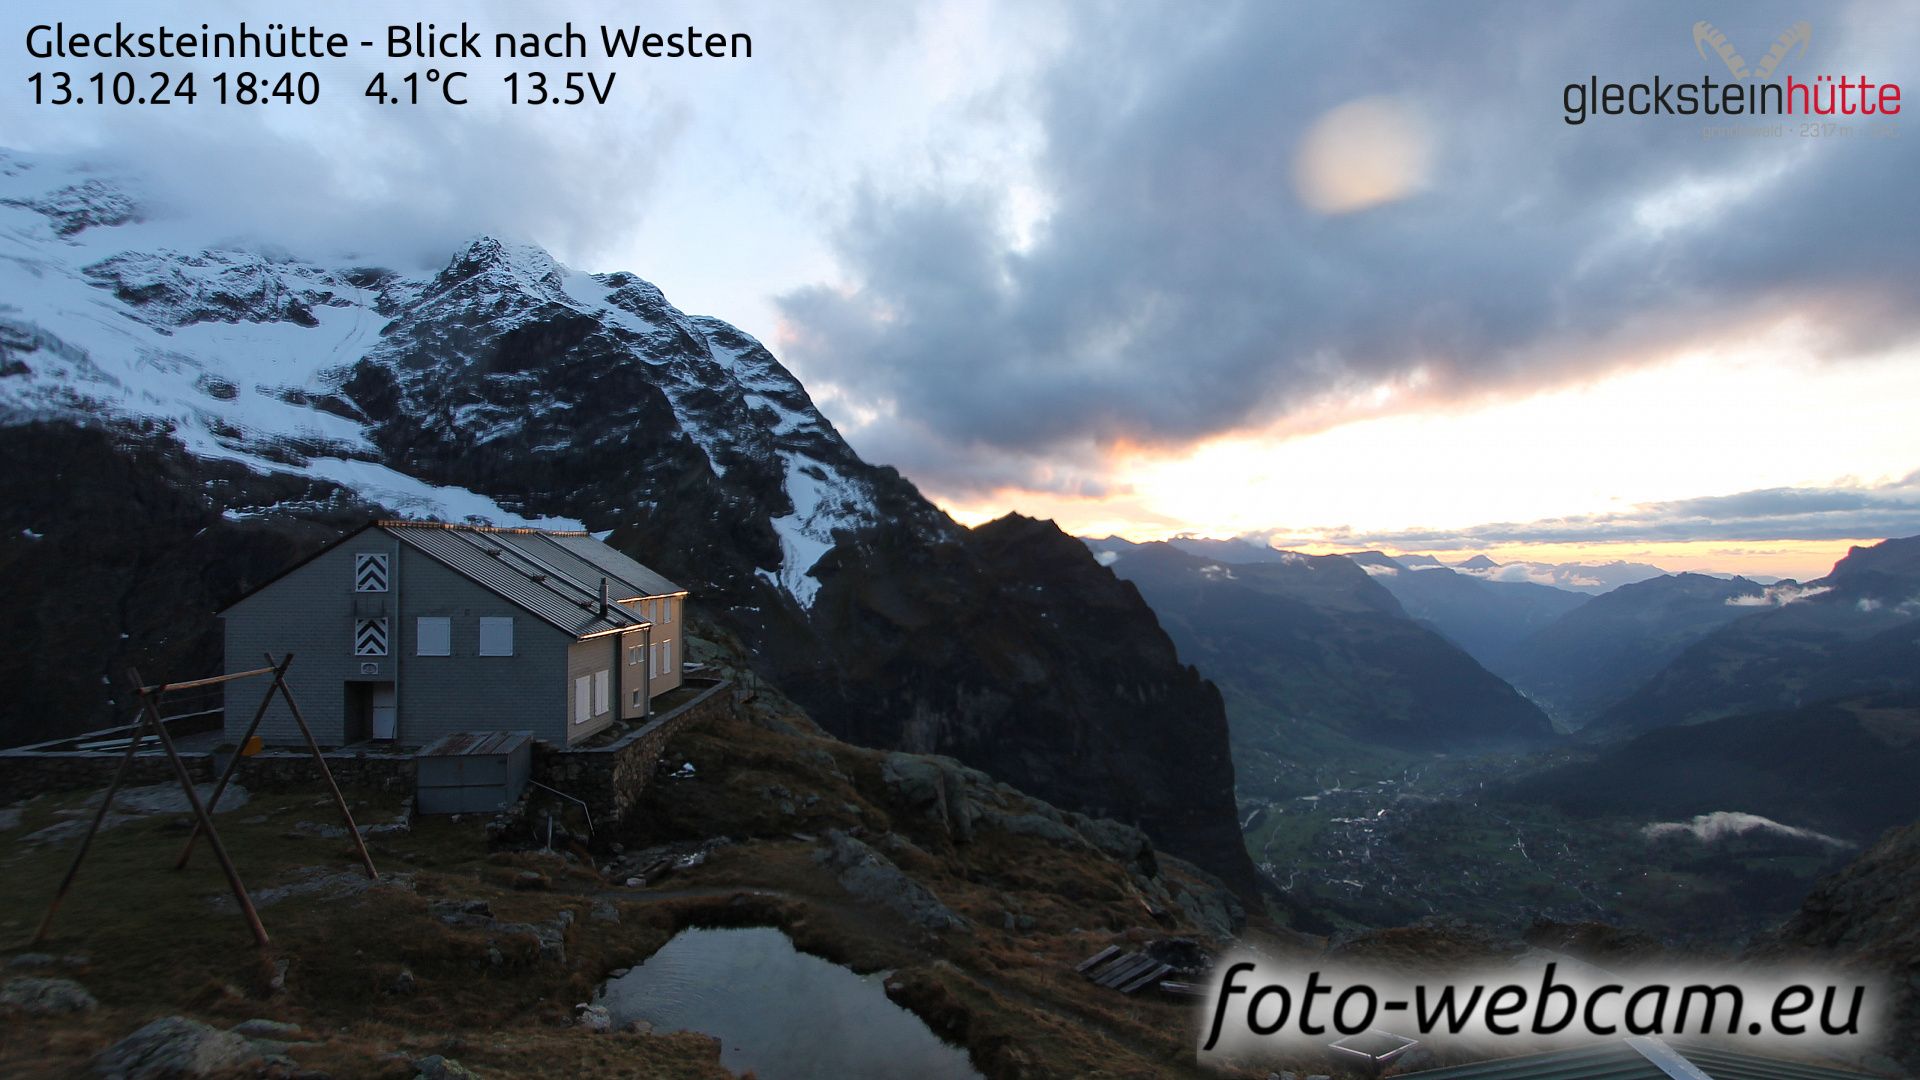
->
[[415, 731, 533, 814]]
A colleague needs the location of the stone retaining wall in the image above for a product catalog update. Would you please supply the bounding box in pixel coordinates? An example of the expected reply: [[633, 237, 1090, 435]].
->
[[532, 678, 734, 826], [1, 679, 733, 819], [0, 751, 215, 802], [232, 750, 417, 795]]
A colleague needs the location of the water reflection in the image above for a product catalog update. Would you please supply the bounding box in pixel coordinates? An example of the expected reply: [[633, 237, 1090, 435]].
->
[[595, 926, 982, 1080]]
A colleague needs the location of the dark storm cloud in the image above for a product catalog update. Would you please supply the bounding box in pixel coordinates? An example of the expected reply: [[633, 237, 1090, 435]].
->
[[1281, 472, 1920, 549], [778, 1, 1920, 494], [113, 105, 686, 269]]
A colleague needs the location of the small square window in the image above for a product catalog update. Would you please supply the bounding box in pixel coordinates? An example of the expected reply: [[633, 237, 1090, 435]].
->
[[416, 617, 450, 657], [632, 688, 645, 708], [478, 617, 514, 657]]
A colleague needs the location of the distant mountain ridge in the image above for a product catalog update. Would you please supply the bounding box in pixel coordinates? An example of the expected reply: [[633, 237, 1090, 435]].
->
[[1501, 693, 1920, 844], [1083, 537, 1555, 759], [1498, 571, 1774, 727], [1450, 556, 1670, 594], [1592, 536, 1920, 734], [1160, 537, 1672, 596], [1341, 550, 1588, 677]]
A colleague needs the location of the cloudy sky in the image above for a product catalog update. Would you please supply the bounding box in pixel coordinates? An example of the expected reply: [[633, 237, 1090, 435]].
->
[[6, 0, 1917, 577]]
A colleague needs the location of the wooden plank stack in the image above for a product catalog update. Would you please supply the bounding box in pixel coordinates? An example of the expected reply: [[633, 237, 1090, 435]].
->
[[1075, 945, 1176, 995]]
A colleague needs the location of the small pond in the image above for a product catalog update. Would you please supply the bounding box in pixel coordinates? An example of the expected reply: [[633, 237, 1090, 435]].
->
[[595, 926, 982, 1080]]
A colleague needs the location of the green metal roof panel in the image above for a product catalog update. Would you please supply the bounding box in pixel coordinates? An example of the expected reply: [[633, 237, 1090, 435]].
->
[[1400, 1040, 1891, 1080], [1401, 1042, 1666, 1078], [386, 524, 643, 638], [1671, 1043, 1889, 1080], [544, 532, 686, 597]]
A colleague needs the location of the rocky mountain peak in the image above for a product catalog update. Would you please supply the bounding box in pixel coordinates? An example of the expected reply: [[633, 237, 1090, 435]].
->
[[1, 175, 142, 238], [428, 236, 569, 304]]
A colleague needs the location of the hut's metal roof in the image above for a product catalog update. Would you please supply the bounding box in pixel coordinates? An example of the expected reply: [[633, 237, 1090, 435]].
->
[[418, 731, 533, 757], [1400, 1038, 1887, 1079], [543, 532, 685, 598], [381, 522, 683, 639]]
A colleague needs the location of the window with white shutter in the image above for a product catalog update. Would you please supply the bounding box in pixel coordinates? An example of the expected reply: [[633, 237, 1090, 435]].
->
[[416, 617, 450, 657], [478, 617, 514, 657], [594, 670, 610, 715], [574, 676, 591, 724]]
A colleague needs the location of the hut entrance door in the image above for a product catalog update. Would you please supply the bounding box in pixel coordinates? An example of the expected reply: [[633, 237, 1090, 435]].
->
[[349, 681, 398, 742], [369, 683, 397, 740]]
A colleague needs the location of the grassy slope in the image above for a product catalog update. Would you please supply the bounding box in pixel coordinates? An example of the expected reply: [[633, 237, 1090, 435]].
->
[[1, 700, 1315, 1079]]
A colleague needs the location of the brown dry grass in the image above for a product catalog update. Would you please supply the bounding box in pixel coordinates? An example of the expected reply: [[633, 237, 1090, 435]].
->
[[0, 707, 1300, 1078]]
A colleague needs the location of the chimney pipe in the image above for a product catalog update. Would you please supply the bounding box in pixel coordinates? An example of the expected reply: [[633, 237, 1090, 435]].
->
[[599, 577, 609, 619]]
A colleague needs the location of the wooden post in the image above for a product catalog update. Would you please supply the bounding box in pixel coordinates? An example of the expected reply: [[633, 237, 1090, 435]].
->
[[174, 653, 293, 871], [31, 699, 153, 945], [270, 654, 378, 880], [129, 667, 270, 948]]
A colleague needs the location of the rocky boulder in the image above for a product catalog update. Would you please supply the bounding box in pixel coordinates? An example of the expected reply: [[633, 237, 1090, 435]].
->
[[93, 1016, 259, 1079], [1760, 820, 1920, 1078], [1, 976, 97, 1015], [880, 753, 980, 842], [814, 830, 966, 932]]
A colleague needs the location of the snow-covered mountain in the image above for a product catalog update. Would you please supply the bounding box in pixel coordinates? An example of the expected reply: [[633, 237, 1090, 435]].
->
[[0, 149, 1256, 893], [0, 150, 914, 611], [1447, 555, 1669, 594]]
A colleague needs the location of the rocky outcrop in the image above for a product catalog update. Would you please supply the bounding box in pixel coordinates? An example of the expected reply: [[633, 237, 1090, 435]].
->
[[814, 830, 967, 932], [93, 1016, 259, 1079], [871, 744, 1251, 937], [431, 898, 573, 965], [1758, 821, 1920, 1078], [879, 749, 1162, 880], [412, 1055, 483, 1080], [0, 976, 97, 1015]]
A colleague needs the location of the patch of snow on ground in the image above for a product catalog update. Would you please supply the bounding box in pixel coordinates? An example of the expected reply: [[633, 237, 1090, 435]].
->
[[766, 456, 854, 609], [298, 458, 584, 530]]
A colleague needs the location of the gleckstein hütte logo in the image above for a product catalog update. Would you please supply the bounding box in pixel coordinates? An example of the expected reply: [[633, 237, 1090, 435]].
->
[[1562, 19, 1901, 125], [1692, 20, 1811, 81]]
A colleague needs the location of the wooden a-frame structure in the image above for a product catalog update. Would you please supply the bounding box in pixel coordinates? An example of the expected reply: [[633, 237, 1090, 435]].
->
[[31, 653, 377, 948]]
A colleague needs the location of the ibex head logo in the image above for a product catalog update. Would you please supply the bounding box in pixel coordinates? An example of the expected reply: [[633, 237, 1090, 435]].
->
[[1693, 20, 1812, 80]]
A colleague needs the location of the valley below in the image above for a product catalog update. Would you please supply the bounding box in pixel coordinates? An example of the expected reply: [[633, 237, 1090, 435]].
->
[[1239, 745, 1856, 944]]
